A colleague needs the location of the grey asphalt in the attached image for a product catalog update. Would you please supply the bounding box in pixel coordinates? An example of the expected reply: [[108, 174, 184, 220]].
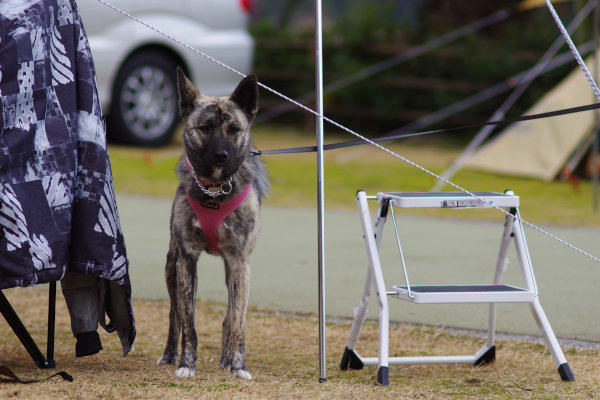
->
[[117, 194, 600, 343]]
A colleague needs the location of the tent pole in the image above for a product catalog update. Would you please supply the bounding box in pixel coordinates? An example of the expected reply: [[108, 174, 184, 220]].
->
[[593, 2, 599, 211], [431, 1, 596, 191], [314, 0, 327, 383]]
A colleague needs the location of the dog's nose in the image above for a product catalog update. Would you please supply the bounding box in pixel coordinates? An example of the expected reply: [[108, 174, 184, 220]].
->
[[214, 150, 228, 165]]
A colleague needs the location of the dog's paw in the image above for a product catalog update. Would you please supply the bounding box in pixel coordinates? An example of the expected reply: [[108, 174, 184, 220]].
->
[[174, 367, 195, 378], [221, 363, 253, 380], [232, 369, 252, 380], [156, 354, 177, 365]]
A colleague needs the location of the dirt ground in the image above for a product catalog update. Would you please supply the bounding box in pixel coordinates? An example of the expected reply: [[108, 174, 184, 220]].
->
[[1, 286, 599, 399]]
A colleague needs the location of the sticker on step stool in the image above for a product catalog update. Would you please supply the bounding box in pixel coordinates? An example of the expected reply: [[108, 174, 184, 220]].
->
[[441, 199, 490, 208]]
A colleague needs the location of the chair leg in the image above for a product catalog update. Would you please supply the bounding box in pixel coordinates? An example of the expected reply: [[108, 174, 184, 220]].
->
[[46, 282, 56, 368], [0, 284, 56, 369]]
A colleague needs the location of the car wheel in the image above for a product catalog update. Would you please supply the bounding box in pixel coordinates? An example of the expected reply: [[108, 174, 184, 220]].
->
[[108, 51, 179, 147]]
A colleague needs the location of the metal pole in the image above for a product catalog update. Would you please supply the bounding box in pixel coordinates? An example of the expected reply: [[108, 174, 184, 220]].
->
[[314, 0, 327, 383], [593, 2, 599, 211]]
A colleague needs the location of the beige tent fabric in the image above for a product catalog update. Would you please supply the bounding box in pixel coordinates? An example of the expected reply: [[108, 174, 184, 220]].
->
[[465, 58, 597, 181]]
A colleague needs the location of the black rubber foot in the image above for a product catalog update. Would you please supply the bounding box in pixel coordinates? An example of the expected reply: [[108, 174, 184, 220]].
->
[[474, 345, 496, 366], [75, 331, 102, 357], [39, 359, 56, 369], [377, 366, 389, 386], [558, 363, 575, 381], [340, 346, 364, 370]]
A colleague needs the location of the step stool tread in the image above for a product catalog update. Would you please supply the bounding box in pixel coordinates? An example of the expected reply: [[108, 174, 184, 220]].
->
[[378, 192, 519, 208], [391, 284, 527, 293]]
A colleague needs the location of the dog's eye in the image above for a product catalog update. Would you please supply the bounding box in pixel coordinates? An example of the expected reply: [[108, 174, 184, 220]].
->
[[198, 124, 212, 133], [228, 125, 241, 136]]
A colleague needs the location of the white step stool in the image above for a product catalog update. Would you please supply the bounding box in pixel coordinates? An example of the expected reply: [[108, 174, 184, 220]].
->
[[340, 190, 574, 385]]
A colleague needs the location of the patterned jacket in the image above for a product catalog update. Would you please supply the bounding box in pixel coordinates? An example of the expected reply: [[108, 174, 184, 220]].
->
[[0, 0, 135, 354]]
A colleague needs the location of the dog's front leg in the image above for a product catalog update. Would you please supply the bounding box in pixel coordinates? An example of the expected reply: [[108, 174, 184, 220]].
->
[[174, 253, 199, 378], [220, 259, 252, 380], [157, 246, 181, 366]]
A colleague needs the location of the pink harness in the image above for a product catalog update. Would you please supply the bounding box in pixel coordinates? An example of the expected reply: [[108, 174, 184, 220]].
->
[[185, 184, 252, 252]]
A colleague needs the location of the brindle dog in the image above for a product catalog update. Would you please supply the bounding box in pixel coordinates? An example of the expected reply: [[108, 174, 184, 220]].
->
[[157, 68, 268, 380]]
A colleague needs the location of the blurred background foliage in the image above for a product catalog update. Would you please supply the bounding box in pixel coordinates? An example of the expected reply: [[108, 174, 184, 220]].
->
[[249, 0, 591, 143]]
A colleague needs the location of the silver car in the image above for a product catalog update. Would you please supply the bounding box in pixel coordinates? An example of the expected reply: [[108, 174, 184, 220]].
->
[[78, 0, 254, 146]]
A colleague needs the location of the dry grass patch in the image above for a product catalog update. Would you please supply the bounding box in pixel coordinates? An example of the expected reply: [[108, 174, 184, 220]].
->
[[1, 286, 598, 399]]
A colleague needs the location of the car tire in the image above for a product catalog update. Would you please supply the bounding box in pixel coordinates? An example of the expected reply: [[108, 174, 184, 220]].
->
[[107, 51, 179, 147]]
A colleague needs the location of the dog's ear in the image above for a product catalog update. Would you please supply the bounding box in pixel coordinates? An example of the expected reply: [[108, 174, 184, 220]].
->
[[230, 74, 259, 121], [177, 67, 201, 118]]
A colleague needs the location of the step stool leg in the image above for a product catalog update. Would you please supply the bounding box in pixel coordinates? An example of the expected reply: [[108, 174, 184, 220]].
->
[[377, 365, 389, 386], [376, 314, 390, 386], [510, 204, 573, 381], [487, 210, 516, 352], [340, 346, 365, 371], [341, 267, 373, 371], [346, 267, 373, 351], [356, 191, 390, 385], [343, 193, 388, 371], [529, 297, 574, 381]]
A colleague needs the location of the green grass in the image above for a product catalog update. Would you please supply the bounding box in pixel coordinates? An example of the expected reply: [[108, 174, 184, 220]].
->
[[109, 124, 600, 227], [108, 145, 181, 198]]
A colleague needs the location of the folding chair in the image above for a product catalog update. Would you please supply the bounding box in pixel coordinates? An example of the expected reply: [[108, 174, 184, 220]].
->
[[340, 190, 574, 385], [0, 282, 56, 369]]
